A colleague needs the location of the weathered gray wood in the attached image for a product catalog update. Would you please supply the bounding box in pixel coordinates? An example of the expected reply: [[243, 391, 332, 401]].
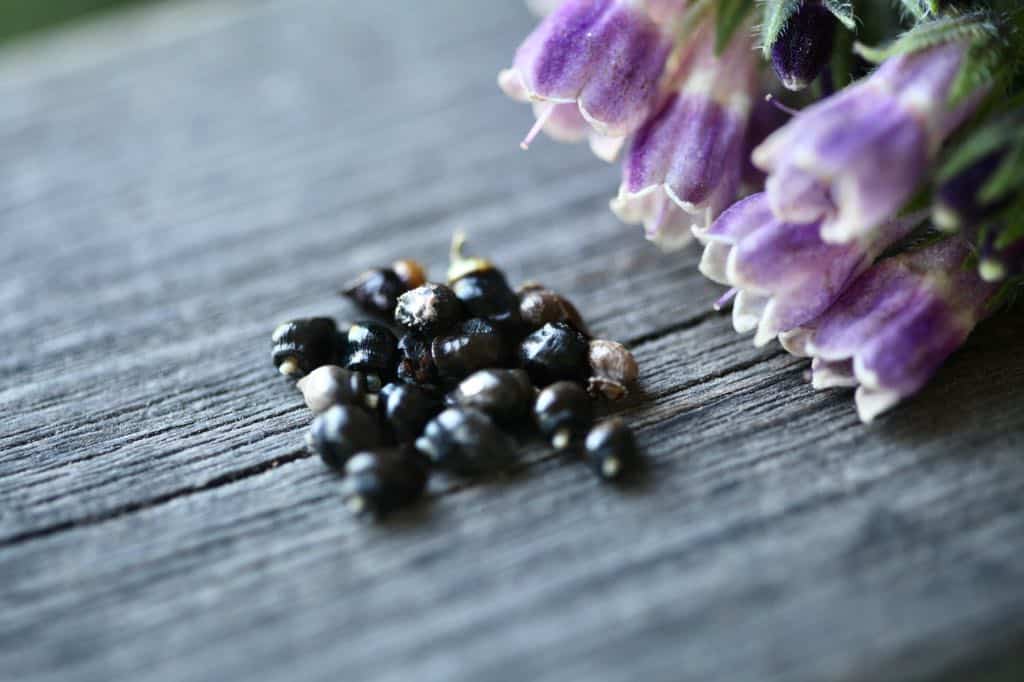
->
[[1, 1, 1023, 681]]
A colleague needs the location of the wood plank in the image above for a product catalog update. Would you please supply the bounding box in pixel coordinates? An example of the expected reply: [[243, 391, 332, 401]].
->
[[2, 1, 1023, 681]]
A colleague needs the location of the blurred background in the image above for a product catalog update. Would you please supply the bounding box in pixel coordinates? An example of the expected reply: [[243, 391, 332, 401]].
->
[[0, 1, 154, 42]]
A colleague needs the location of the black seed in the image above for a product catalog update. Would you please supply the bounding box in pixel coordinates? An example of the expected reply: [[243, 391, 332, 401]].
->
[[415, 407, 516, 475], [394, 283, 465, 336], [340, 446, 430, 519], [379, 383, 445, 443], [396, 333, 438, 385], [431, 318, 507, 384], [450, 369, 534, 425], [345, 321, 398, 381], [271, 317, 340, 378], [307, 404, 382, 471], [296, 365, 370, 414], [517, 283, 589, 335], [584, 418, 637, 481], [534, 381, 593, 449], [451, 268, 522, 330], [587, 339, 638, 401], [517, 322, 590, 387], [342, 268, 408, 318]]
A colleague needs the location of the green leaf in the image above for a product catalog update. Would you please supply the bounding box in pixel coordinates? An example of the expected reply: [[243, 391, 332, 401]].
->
[[854, 11, 999, 64], [822, 0, 856, 31], [938, 123, 1024, 183], [995, 214, 1024, 250], [760, 0, 802, 58], [715, 0, 754, 54], [981, 145, 1024, 203]]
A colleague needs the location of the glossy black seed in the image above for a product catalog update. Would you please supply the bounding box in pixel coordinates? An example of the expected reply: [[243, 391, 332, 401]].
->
[[431, 318, 507, 384], [451, 268, 522, 330], [306, 404, 382, 471], [340, 447, 430, 519], [450, 369, 534, 425], [396, 333, 438, 385], [394, 283, 465, 336], [517, 322, 590, 387], [296, 365, 370, 414], [415, 407, 516, 475], [534, 381, 593, 449], [342, 268, 408, 318], [379, 383, 445, 443], [584, 418, 637, 481], [271, 317, 340, 378], [517, 283, 589, 335], [345, 321, 398, 381]]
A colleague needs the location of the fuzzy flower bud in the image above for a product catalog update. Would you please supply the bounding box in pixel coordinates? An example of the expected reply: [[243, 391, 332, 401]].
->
[[770, 1, 837, 91]]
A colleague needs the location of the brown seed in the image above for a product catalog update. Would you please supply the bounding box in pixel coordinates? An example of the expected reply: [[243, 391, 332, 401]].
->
[[587, 339, 638, 400], [392, 259, 427, 289], [517, 282, 588, 335]]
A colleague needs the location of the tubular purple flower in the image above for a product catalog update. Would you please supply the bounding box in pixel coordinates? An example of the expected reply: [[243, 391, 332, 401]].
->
[[610, 24, 759, 248], [499, 0, 676, 149], [780, 237, 997, 423], [754, 42, 980, 244], [696, 193, 921, 346]]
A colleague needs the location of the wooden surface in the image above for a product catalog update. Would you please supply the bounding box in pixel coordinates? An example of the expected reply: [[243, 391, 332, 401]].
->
[[2, 1, 1023, 680]]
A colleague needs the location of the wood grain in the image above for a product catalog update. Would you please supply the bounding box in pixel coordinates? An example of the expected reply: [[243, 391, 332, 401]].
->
[[1, 1, 1023, 681]]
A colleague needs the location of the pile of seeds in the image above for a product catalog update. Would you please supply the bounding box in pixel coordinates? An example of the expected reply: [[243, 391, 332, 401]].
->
[[270, 235, 640, 520]]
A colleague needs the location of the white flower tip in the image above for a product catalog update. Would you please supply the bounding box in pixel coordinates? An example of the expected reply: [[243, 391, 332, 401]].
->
[[855, 386, 902, 424], [498, 68, 527, 100], [589, 134, 626, 163], [698, 242, 731, 284], [779, 328, 812, 356]]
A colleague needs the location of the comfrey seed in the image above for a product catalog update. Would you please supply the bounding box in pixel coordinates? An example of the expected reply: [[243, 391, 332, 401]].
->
[[396, 333, 438, 385], [340, 447, 430, 519], [415, 407, 516, 475], [271, 317, 341, 378], [447, 233, 521, 329], [450, 369, 535, 425], [379, 382, 445, 444], [342, 268, 407, 318], [394, 283, 465, 336], [587, 339, 638, 400], [296, 365, 371, 414], [517, 322, 590, 387], [517, 282, 588, 335], [584, 418, 637, 481], [345, 321, 398, 382], [306, 404, 382, 471], [431, 318, 508, 384], [534, 381, 593, 450]]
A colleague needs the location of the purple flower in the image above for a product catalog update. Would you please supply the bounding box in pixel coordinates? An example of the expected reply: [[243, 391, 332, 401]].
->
[[754, 42, 979, 244], [499, 0, 675, 149], [695, 192, 921, 346], [770, 1, 837, 91], [610, 26, 759, 248], [780, 237, 996, 422]]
